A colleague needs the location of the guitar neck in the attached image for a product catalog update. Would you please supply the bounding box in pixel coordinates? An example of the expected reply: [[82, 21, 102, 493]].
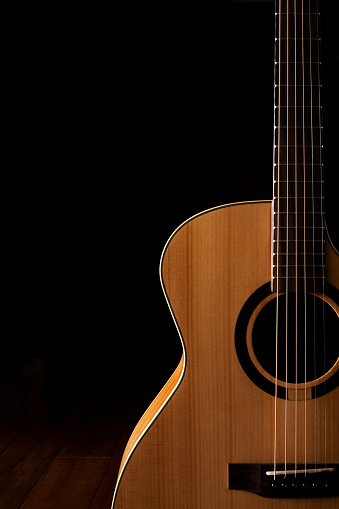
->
[[273, 0, 325, 293]]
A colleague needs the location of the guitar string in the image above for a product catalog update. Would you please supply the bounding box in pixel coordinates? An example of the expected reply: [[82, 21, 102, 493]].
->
[[309, 0, 327, 470], [294, 0, 298, 478], [316, 0, 327, 468], [302, 0, 307, 476], [309, 0, 318, 469], [273, 0, 281, 481], [284, 0, 289, 478]]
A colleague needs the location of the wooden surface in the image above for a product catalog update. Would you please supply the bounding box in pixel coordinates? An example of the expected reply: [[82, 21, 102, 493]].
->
[[0, 365, 153, 509], [113, 201, 339, 509]]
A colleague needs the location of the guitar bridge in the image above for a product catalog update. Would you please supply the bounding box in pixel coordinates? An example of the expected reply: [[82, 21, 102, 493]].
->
[[228, 463, 339, 498]]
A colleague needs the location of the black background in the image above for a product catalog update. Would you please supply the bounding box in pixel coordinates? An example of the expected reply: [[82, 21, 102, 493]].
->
[[0, 1, 338, 404]]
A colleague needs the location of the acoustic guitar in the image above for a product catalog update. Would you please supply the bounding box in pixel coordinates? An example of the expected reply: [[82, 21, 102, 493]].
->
[[112, 1, 339, 507]]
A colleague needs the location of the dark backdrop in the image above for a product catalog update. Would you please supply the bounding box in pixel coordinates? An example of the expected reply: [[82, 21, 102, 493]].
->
[[1, 1, 338, 403]]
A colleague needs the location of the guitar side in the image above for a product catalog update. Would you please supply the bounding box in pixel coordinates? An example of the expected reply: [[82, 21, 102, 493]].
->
[[112, 200, 339, 509]]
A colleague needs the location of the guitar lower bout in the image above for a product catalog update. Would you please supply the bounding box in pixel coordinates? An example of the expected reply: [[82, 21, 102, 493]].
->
[[113, 200, 339, 509]]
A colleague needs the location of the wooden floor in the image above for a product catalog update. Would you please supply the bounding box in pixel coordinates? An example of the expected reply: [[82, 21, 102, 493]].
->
[[0, 359, 154, 509]]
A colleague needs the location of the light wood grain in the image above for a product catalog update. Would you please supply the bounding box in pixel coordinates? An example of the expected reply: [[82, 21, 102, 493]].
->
[[113, 201, 339, 509], [21, 458, 110, 509]]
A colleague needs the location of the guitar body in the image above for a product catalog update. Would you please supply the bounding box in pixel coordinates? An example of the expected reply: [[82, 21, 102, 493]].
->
[[113, 201, 339, 508]]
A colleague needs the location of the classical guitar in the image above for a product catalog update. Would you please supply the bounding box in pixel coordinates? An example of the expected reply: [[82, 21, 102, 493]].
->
[[112, 1, 339, 507]]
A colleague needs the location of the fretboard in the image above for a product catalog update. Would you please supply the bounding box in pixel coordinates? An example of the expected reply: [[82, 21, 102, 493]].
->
[[273, 0, 325, 293]]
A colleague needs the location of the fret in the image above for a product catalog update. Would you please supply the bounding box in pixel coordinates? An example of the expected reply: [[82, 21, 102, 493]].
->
[[276, 14, 320, 40], [275, 63, 321, 86], [273, 266, 325, 278], [274, 181, 323, 196], [275, 107, 322, 128], [274, 225, 325, 241], [273, 241, 325, 255], [273, 214, 324, 228], [275, 179, 323, 182], [274, 265, 325, 267], [275, 39, 320, 63], [275, 105, 321, 108], [274, 278, 325, 282], [274, 165, 323, 181], [273, 278, 324, 293], [276, 61, 321, 63], [274, 193, 324, 202], [273, 229, 324, 243], [273, 239, 325, 244], [276, 0, 318, 14], [275, 146, 322, 165], [274, 202, 324, 207], [276, 125, 321, 127], [274, 189, 324, 210], [273, 254, 324, 265], [276, 38, 320, 41], [274, 247, 325, 258], [277, 84, 322, 87], [276, 145, 321, 148], [276, 144, 321, 147], [275, 128, 322, 145], [276, 13, 318, 15], [274, 225, 325, 230], [275, 86, 322, 107], [273, 202, 324, 208]]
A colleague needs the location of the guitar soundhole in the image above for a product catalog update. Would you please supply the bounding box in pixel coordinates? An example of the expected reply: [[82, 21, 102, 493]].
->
[[235, 282, 339, 399], [252, 293, 339, 385]]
